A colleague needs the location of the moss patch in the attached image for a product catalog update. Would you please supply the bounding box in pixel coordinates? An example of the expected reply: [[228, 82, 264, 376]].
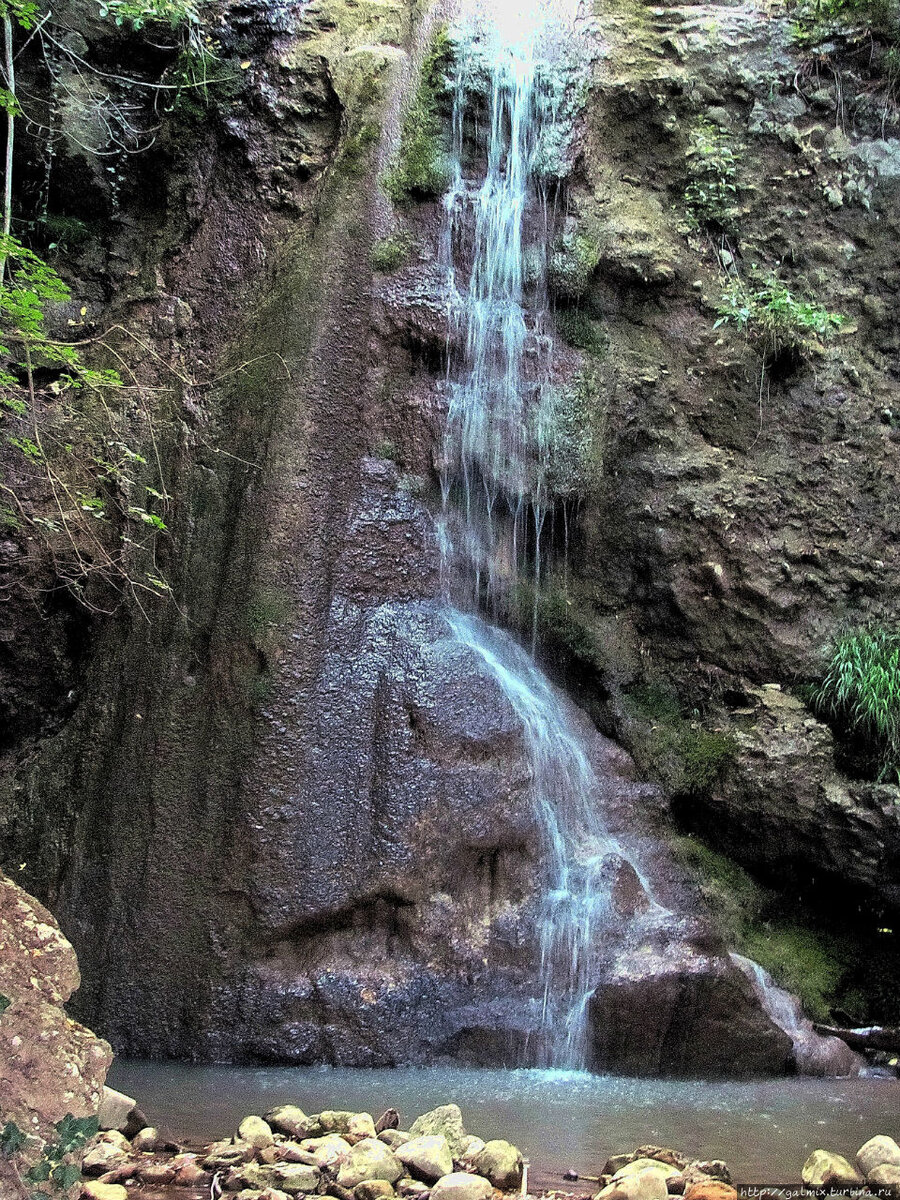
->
[[370, 232, 413, 272], [382, 25, 454, 204], [625, 682, 737, 796]]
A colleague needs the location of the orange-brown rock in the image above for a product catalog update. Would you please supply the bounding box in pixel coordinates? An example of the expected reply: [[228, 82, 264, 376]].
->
[[684, 1181, 739, 1200]]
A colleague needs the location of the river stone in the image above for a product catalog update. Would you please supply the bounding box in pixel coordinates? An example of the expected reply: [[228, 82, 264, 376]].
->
[[859, 1137, 900, 1178], [868, 1165, 900, 1197], [802, 1151, 865, 1188], [457, 1136, 485, 1165], [98, 1086, 137, 1132], [399, 1182, 431, 1198], [82, 1132, 132, 1176], [138, 1162, 176, 1184], [430, 1173, 493, 1200], [409, 1107, 466, 1159], [615, 1159, 682, 1183], [300, 1134, 353, 1166], [338, 1139, 404, 1187], [131, 1127, 159, 1153], [356, 1181, 397, 1200], [682, 1183, 737, 1200], [83, 1185, 129, 1200], [202, 1139, 257, 1170], [240, 1115, 276, 1148], [397, 1135, 453, 1182], [472, 1140, 523, 1190], [381, 1131, 412, 1149], [237, 1163, 322, 1194], [267, 1105, 313, 1139], [598, 1167, 670, 1200]]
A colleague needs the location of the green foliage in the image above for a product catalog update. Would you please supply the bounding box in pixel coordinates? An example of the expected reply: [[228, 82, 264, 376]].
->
[[814, 628, 900, 781], [714, 268, 845, 366], [97, 0, 199, 30], [0, 992, 9, 1013], [554, 308, 607, 356], [1, 1121, 25, 1157], [1, 1114, 97, 1199], [547, 230, 602, 301], [684, 120, 739, 230], [382, 26, 453, 204], [626, 682, 737, 796], [370, 233, 412, 273], [672, 836, 850, 1022], [791, 0, 900, 50]]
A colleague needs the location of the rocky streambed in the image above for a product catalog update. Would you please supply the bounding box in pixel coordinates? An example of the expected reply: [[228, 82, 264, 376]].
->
[[79, 1095, 900, 1200]]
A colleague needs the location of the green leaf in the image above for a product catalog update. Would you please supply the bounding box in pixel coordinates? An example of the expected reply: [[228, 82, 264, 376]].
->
[[0, 1120, 25, 1158], [0, 993, 10, 1013]]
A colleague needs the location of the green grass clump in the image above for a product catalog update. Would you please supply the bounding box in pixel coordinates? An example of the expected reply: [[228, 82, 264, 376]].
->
[[382, 26, 453, 204], [814, 628, 900, 781], [684, 120, 739, 230], [741, 925, 846, 1022], [370, 233, 412, 273], [715, 269, 845, 368], [625, 683, 737, 796]]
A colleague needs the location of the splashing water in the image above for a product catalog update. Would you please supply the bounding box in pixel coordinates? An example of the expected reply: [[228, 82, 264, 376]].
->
[[436, 1, 654, 1067]]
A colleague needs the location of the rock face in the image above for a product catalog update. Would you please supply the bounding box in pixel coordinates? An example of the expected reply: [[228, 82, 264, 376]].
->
[[0, 872, 112, 1197]]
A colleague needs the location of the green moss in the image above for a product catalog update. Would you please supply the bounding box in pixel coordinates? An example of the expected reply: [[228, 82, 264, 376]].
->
[[534, 367, 605, 497], [337, 121, 381, 179], [672, 836, 853, 1022], [555, 308, 607, 356], [382, 26, 453, 204], [514, 578, 601, 667], [246, 585, 292, 639], [548, 230, 602, 300], [370, 233, 412, 273], [625, 683, 737, 796]]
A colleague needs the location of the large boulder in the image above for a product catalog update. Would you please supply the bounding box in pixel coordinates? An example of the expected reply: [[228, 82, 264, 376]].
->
[[598, 1167, 671, 1200], [239, 1115, 275, 1148], [801, 1150, 865, 1188], [588, 939, 794, 1077], [430, 1174, 493, 1200], [0, 872, 112, 1199], [409, 1106, 466, 1159], [337, 1139, 404, 1188], [397, 1135, 454, 1182], [97, 1087, 137, 1133], [858, 1136, 900, 1178], [472, 1140, 523, 1190], [267, 1105, 312, 1139]]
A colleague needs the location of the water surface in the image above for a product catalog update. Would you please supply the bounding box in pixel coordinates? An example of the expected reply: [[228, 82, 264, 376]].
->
[[108, 1063, 900, 1186]]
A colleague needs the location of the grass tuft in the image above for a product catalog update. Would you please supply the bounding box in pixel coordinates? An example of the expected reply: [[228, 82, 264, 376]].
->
[[814, 627, 900, 781]]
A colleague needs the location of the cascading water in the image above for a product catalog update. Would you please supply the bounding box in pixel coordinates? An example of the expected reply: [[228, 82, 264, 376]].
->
[[434, 0, 653, 1068]]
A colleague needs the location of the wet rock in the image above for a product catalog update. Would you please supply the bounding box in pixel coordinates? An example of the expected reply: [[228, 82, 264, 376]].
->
[[472, 1140, 523, 1190], [130, 1127, 158, 1153], [409, 1108, 466, 1159], [635, 1150, 688, 1170], [429, 1173, 493, 1200], [598, 1166, 670, 1200], [137, 1161, 176, 1184], [83, 1184, 129, 1200], [397, 1136, 453, 1183], [686, 1164, 730, 1185], [457, 1137, 486, 1165], [173, 1156, 213, 1186], [356, 1182, 397, 1200], [802, 1151, 864, 1188], [588, 941, 793, 1077], [858, 1137, 900, 1177], [98, 1087, 137, 1133], [267, 1106, 313, 1139], [240, 1116, 276, 1149], [615, 1160, 682, 1184], [318, 1112, 378, 1143], [337, 1139, 405, 1188], [376, 1111, 401, 1134]]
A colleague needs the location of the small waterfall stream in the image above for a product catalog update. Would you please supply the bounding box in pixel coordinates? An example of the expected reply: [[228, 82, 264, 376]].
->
[[434, 0, 649, 1068]]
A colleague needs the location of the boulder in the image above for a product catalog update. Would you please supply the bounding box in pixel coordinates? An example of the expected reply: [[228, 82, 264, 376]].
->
[[397, 1135, 453, 1183], [598, 1167, 670, 1200], [300, 1134, 353, 1167], [81, 1133, 132, 1176], [97, 1087, 137, 1133], [318, 1112, 378, 1142], [381, 1131, 412, 1149], [130, 1127, 158, 1153], [683, 1183, 738, 1200], [457, 1137, 485, 1165], [615, 1159, 682, 1183], [686, 1163, 730, 1185], [0, 873, 112, 1198], [376, 1111, 401, 1134], [240, 1116, 276, 1149], [801, 1151, 864, 1188], [337, 1139, 404, 1188], [430, 1173, 493, 1200], [173, 1156, 212, 1186], [409, 1108, 466, 1159], [236, 1163, 322, 1194], [267, 1106, 313, 1139], [82, 1185, 129, 1200], [137, 1161, 176, 1184], [472, 1140, 523, 1190], [356, 1182, 397, 1200], [202, 1139, 256, 1170], [398, 1182, 431, 1198], [858, 1137, 900, 1178], [868, 1165, 900, 1197]]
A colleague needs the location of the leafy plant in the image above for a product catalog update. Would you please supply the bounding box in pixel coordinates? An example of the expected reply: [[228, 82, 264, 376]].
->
[[684, 120, 739, 230], [382, 26, 453, 204], [97, 0, 199, 30], [814, 628, 900, 781], [714, 268, 845, 368], [1, 1113, 97, 1199]]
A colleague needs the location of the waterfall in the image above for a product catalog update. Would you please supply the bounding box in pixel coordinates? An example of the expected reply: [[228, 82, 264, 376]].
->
[[434, 0, 648, 1068]]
